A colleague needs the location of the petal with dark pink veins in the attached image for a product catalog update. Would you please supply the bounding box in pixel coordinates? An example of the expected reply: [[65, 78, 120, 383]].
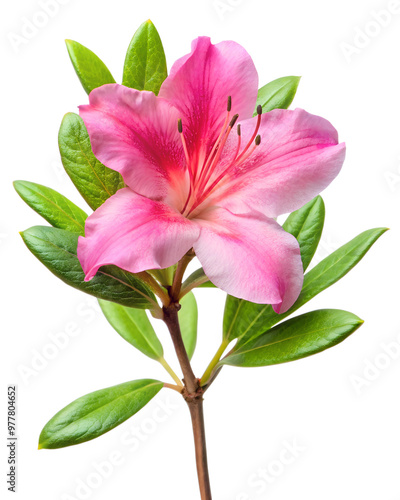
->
[[193, 207, 303, 313], [78, 188, 200, 281], [79, 84, 184, 201], [159, 37, 258, 173], [210, 108, 345, 218]]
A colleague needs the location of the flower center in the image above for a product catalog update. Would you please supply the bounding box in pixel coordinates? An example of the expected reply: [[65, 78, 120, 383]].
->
[[178, 97, 262, 218]]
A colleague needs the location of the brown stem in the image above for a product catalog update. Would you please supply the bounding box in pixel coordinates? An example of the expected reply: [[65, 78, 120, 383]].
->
[[163, 303, 198, 394], [163, 303, 212, 499], [187, 396, 212, 500]]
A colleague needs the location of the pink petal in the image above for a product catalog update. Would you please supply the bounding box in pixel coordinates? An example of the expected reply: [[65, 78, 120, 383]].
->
[[213, 108, 345, 217], [193, 207, 303, 312], [78, 188, 200, 280], [79, 84, 184, 201], [159, 37, 258, 167]]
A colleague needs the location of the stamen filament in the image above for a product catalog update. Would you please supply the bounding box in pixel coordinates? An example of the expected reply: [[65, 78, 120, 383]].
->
[[235, 105, 262, 163], [181, 98, 263, 218], [192, 114, 239, 210], [233, 124, 241, 161], [235, 134, 261, 167], [192, 134, 262, 211], [196, 96, 232, 190], [178, 119, 192, 180]]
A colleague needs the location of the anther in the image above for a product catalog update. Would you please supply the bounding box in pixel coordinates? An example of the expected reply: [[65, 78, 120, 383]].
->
[[227, 96, 232, 112], [178, 118, 183, 134], [257, 104, 262, 115], [229, 114, 239, 128], [237, 124, 241, 136], [255, 134, 261, 146]]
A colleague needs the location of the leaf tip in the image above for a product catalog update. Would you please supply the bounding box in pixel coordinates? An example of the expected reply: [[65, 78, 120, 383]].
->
[[65, 39, 75, 52]]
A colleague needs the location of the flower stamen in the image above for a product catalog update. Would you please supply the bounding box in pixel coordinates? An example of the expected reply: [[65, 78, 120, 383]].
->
[[235, 134, 261, 167], [197, 113, 239, 195], [181, 100, 263, 217], [196, 96, 232, 189], [189, 134, 262, 214], [233, 124, 241, 161], [178, 118, 192, 181], [179, 118, 195, 216], [235, 104, 262, 163]]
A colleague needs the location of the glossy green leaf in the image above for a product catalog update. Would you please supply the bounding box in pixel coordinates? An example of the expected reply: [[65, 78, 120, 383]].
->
[[98, 299, 163, 360], [282, 196, 325, 271], [14, 180, 87, 236], [226, 227, 387, 346], [181, 268, 216, 293], [59, 113, 125, 211], [179, 292, 198, 360], [20, 226, 157, 310], [197, 281, 217, 288], [66, 39, 116, 94], [39, 379, 163, 449], [148, 265, 177, 287], [122, 20, 167, 95], [255, 76, 301, 114], [221, 309, 363, 367]]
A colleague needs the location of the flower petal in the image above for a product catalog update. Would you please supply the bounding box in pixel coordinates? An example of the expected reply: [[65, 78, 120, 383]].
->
[[193, 207, 303, 312], [79, 84, 184, 201], [213, 108, 345, 217], [159, 37, 258, 166], [78, 188, 200, 280]]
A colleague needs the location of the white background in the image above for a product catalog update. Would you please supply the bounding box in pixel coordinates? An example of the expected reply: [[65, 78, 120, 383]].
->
[[2, 0, 400, 499]]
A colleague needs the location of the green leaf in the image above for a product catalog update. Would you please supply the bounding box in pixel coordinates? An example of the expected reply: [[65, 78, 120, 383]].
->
[[181, 268, 216, 293], [283, 196, 325, 271], [39, 379, 163, 449], [197, 281, 217, 288], [122, 20, 167, 95], [20, 226, 157, 310], [226, 227, 387, 346], [148, 265, 177, 287], [255, 76, 301, 114], [221, 309, 363, 367], [14, 180, 87, 236], [59, 113, 125, 211], [98, 299, 163, 360], [65, 39, 116, 95], [179, 292, 198, 360]]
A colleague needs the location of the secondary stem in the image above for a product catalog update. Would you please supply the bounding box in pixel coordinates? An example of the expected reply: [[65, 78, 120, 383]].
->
[[200, 339, 230, 387], [159, 357, 183, 387], [136, 271, 170, 306], [163, 382, 183, 393], [170, 249, 194, 300]]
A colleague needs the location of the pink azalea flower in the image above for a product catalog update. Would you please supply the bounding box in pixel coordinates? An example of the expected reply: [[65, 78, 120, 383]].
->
[[77, 37, 345, 313]]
